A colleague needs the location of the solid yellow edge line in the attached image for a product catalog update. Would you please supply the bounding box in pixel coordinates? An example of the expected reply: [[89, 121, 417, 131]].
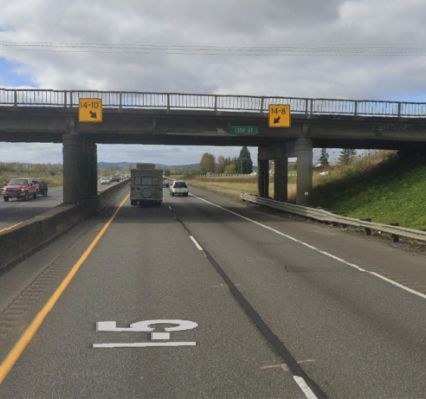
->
[[0, 222, 23, 234], [0, 193, 130, 384]]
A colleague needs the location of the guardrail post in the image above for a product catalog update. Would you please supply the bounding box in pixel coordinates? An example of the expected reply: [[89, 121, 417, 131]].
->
[[309, 99, 313, 117], [214, 95, 218, 112], [13, 90, 17, 106], [64, 91, 67, 108], [354, 101, 358, 116], [390, 223, 400, 242], [361, 218, 372, 235], [260, 97, 265, 114], [167, 94, 170, 111], [119, 92, 123, 111], [397, 102, 401, 118], [305, 99, 309, 117]]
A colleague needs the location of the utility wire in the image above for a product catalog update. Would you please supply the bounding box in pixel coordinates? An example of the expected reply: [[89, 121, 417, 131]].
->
[[0, 41, 425, 56]]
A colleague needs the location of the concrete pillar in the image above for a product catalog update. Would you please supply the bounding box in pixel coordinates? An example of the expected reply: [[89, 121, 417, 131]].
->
[[63, 134, 84, 204], [63, 134, 98, 206], [81, 139, 99, 212], [295, 138, 313, 205], [257, 159, 269, 198], [274, 156, 288, 201], [84, 140, 98, 198]]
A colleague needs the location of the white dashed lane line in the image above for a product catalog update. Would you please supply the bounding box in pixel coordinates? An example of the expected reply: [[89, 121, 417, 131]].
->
[[189, 235, 203, 251]]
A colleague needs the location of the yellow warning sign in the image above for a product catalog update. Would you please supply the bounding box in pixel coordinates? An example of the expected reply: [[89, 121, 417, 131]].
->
[[268, 104, 291, 128], [79, 98, 103, 123]]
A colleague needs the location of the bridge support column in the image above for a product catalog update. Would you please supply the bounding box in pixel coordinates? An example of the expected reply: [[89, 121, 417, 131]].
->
[[84, 140, 98, 198], [273, 155, 288, 202], [295, 138, 313, 205], [63, 134, 84, 204], [63, 135, 98, 207], [257, 159, 269, 198]]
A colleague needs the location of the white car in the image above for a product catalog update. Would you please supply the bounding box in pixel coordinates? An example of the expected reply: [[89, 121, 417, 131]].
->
[[99, 177, 110, 185], [169, 180, 189, 197]]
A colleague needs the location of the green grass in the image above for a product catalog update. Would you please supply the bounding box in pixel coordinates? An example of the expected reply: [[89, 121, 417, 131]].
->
[[309, 154, 426, 230], [188, 176, 297, 202]]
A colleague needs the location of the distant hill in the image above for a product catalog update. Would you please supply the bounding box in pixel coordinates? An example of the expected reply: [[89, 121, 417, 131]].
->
[[97, 162, 199, 170], [98, 162, 131, 169]]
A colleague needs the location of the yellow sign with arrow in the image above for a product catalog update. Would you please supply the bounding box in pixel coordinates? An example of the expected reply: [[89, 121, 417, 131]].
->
[[268, 104, 290, 128], [79, 98, 103, 123]]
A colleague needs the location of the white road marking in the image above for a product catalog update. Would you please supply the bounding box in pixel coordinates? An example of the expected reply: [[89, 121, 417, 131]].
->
[[293, 376, 319, 399], [190, 235, 203, 251], [93, 342, 196, 348], [191, 194, 426, 300]]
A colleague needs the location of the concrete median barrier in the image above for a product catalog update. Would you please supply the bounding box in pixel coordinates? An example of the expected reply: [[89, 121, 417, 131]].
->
[[0, 180, 129, 270]]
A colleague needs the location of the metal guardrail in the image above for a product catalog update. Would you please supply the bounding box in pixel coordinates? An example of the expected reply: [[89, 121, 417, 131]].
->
[[0, 88, 426, 118], [240, 193, 426, 243]]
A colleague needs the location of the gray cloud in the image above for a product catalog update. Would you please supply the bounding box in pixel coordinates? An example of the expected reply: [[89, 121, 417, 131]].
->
[[1, 0, 425, 97]]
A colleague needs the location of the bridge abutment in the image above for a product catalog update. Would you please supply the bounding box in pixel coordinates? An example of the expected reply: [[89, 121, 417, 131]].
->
[[295, 138, 313, 205]]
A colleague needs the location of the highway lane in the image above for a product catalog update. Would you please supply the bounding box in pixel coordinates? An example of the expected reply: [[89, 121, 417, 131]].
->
[[0, 186, 63, 231], [0, 183, 121, 232], [0, 186, 425, 398]]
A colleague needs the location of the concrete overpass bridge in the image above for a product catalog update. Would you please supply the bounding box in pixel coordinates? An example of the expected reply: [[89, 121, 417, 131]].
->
[[1, 88, 425, 205]]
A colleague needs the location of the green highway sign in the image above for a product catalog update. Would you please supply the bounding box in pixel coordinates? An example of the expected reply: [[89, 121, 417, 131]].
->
[[229, 126, 259, 135]]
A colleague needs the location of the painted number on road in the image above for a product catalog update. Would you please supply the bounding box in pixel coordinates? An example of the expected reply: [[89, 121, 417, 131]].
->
[[268, 104, 291, 128], [79, 98, 103, 123], [93, 319, 198, 348]]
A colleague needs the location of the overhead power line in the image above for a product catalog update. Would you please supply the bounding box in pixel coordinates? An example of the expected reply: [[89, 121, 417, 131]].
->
[[0, 41, 426, 56]]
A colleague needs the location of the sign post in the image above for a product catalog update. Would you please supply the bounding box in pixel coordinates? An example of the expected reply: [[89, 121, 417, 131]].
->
[[79, 98, 103, 123], [268, 104, 291, 128]]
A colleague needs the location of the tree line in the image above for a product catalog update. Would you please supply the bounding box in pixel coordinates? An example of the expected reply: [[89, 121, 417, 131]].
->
[[318, 148, 358, 168], [200, 146, 253, 174]]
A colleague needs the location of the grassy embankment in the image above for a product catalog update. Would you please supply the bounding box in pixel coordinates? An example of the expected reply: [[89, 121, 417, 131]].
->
[[188, 151, 426, 230], [188, 175, 297, 201], [309, 152, 426, 230]]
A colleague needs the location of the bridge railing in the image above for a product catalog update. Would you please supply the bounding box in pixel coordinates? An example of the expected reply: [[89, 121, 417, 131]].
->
[[0, 88, 425, 118]]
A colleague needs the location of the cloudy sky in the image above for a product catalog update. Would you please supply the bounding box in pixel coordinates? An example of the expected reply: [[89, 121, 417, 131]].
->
[[0, 0, 425, 164]]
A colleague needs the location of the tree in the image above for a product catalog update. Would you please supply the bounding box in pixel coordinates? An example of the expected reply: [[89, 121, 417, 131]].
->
[[339, 149, 357, 165], [224, 164, 236, 174], [319, 148, 329, 168], [164, 169, 171, 177], [200, 153, 215, 174], [237, 146, 253, 174], [216, 155, 226, 173]]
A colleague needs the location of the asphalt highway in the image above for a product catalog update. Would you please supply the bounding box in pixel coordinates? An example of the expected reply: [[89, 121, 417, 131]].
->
[[0, 186, 63, 232], [0, 183, 119, 233], [0, 185, 425, 398]]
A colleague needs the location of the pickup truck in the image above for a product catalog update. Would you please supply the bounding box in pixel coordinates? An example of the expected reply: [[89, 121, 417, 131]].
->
[[2, 178, 48, 201]]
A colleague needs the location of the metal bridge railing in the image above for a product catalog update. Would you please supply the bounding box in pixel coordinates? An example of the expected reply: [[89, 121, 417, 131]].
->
[[0, 88, 425, 118]]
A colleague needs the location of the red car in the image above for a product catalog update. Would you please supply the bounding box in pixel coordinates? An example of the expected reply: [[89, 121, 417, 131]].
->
[[2, 178, 47, 201]]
